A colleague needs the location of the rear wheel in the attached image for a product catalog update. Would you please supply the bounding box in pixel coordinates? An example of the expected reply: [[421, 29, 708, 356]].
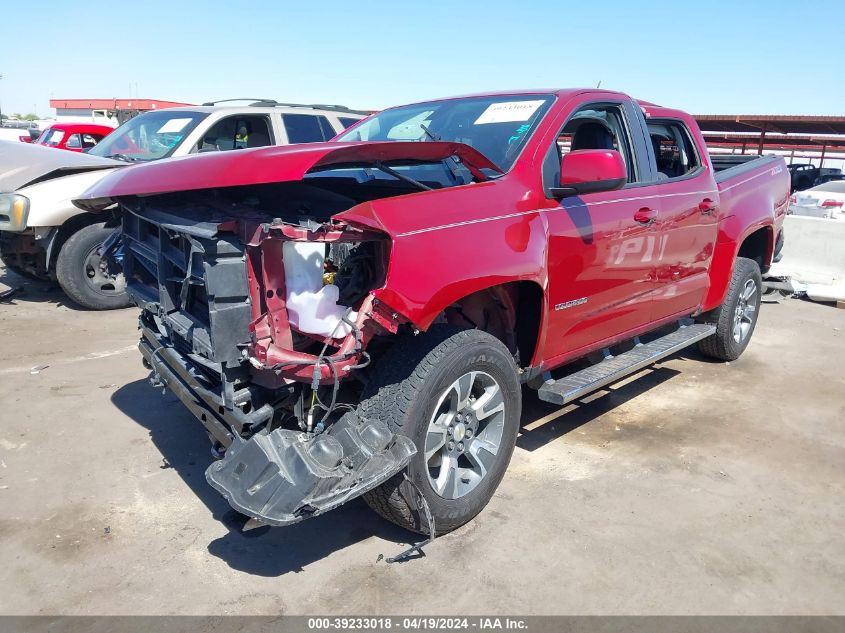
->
[[55, 223, 129, 310], [698, 257, 762, 361], [361, 326, 522, 534], [773, 230, 784, 263]]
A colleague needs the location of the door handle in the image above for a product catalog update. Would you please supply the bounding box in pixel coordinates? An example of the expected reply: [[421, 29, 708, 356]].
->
[[634, 207, 658, 224], [699, 199, 718, 215]]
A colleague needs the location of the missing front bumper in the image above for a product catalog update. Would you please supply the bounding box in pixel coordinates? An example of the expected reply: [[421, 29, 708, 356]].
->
[[0, 229, 54, 277], [139, 321, 416, 526], [138, 324, 276, 448]]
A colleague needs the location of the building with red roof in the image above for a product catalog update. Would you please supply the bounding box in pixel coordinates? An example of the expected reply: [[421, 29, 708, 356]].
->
[[49, 98, 193, 127]]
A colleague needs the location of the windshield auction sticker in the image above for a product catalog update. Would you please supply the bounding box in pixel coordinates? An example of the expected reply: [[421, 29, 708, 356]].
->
[[157, 118, 192, 134], [474, 100, 545, 124]]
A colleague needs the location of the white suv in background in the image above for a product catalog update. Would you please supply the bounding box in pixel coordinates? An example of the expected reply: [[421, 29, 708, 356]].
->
[[91, 99, 368, 158], [0, 100, 368, 309]]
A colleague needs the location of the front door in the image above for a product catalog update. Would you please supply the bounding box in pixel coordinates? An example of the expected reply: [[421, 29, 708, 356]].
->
[[542, 103, 660, 364]]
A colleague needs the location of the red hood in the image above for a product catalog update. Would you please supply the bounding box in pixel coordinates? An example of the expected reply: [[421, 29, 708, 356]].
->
[[73, 141, 502, 211]]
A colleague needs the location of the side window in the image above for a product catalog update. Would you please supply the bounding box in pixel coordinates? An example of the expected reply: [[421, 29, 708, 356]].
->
[[81, 133, 102, 148], [283, 114, 335, 143], [646, 121, 700, 180], [197, 115, 273, 152], [338, 116, 361, 129], [317, 116, 337, 140], [65, 133, 82, 149], [543, 104, 638, 189]]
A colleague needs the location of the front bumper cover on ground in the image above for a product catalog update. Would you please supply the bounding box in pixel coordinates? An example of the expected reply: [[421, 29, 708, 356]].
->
[[206, 412, 416, 526]]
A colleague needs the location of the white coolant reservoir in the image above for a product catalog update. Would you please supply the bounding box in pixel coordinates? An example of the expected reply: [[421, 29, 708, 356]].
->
[[283, 242, 354, 337]]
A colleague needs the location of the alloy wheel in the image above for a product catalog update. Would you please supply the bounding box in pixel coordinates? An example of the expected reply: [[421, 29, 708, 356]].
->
[[425, 371, 506, 499], [733, 278, 758, 343]]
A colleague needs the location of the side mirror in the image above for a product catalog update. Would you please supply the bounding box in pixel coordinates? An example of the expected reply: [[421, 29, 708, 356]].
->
[[551, 149, 627, 199]]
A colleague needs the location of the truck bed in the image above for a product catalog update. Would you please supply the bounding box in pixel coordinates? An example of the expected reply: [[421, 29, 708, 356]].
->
[[712, 154, 788, 241], [711, 153, 782, 182]]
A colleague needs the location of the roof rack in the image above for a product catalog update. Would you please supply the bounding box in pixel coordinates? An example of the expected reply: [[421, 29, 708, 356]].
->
[[201, 98, 278, 106], [201, 99, 370, 115], [285, 103, 371, 115]]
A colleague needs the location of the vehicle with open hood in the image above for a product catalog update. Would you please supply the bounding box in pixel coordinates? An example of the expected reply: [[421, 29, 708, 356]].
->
[[74, 89, 789, 535], [0, 101, 365, 309]]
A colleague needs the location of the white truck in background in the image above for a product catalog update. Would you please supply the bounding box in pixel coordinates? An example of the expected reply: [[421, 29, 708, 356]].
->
[[0, 101, 367, 309]]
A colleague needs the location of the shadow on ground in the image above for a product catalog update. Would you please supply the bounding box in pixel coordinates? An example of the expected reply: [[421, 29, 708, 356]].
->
[[517, 365, 682, 451], [0, 267, 80, 309], [111, 356, 686, 576]]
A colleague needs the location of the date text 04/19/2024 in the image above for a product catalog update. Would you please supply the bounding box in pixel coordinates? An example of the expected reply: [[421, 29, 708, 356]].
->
[[307, 617, 528, 630]]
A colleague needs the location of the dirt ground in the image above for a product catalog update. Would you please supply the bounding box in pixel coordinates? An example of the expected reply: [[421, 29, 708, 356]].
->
[[1, 264, 843, 616]]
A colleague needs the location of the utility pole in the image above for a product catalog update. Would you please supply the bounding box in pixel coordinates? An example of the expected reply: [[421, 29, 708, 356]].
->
[[0, 74, 4, 126]]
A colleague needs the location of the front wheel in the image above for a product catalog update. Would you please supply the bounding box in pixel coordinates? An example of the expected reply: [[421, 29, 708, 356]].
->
[[361, 327, 522, 535], [55, 223, 130, 310], [698, 256, 762, 361]]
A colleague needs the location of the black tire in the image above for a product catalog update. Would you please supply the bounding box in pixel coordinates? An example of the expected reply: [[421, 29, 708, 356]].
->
[[55, 223, 130, 310], [698, 257, 762, 361], [773, 230, 785, 263], [361, 326, 521, 535]]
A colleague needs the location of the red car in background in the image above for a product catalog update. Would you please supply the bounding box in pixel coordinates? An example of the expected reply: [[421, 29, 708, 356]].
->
[[20, 122, 115, 152]]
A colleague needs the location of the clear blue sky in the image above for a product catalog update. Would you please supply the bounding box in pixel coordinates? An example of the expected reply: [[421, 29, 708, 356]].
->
[[2, 0, 844, 117]]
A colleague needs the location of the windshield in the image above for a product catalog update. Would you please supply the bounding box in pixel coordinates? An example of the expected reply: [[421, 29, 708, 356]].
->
[[336, 95, 555, 173], [37, 128, 66, 147], [89, 110, 207, 161]]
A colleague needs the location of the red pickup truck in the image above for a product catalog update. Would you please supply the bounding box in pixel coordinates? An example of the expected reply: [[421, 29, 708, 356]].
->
[[76, 89, 789, 536]]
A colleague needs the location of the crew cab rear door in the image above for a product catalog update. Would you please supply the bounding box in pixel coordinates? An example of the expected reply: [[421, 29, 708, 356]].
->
[[539, 99, 660, 362], [645, 118, 719, 321]]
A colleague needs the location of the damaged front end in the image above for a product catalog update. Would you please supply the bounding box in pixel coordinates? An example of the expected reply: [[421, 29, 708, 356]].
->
[[120, 193, 415, 526], [73, 140, 502, 526]]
